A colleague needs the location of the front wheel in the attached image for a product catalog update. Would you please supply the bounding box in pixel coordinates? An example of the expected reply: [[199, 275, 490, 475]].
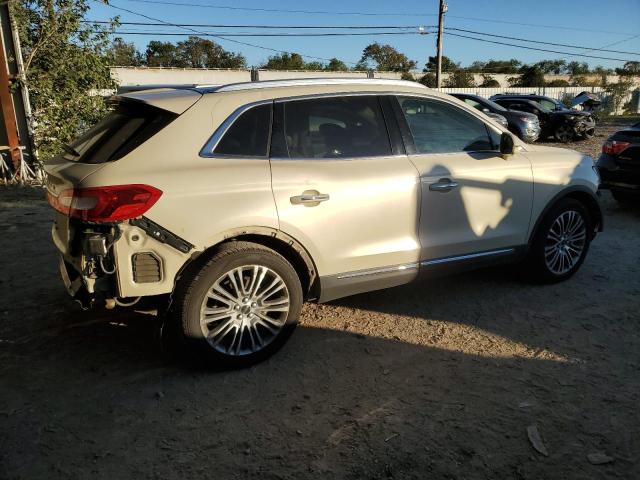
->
[[171, 241, 303, 367], [524, 198, 591, 283], [554, 124, 574, 143]]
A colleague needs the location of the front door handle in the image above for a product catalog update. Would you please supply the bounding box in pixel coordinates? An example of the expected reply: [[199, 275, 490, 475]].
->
[[428, 178, 459, 193], [290, 190, 330, 206]]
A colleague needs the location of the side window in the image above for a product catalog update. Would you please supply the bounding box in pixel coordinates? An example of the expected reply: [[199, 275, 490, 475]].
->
[[463, 98, 483, 111], [212, 103, 271, 157], [282, 96, 391, 158], [539, 99, 556, 110], [397, 96, 494, 154]]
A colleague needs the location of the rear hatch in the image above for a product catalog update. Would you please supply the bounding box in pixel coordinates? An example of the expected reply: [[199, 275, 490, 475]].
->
[[45, 87, 202, 254]]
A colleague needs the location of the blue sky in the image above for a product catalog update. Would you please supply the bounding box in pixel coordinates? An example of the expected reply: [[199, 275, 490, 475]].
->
[[88, 0, 640, 70]]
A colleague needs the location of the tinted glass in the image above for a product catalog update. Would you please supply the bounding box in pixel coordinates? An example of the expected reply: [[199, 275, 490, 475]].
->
[[397, 97, 494, 154], [66, 103, 177, 163], [214, 103, 271, 156], [283, 96, 391, 158]]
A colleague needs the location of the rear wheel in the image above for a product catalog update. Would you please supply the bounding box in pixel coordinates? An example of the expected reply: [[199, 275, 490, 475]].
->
[[524, 198, 591, 282], [171, 242, 303, 367]]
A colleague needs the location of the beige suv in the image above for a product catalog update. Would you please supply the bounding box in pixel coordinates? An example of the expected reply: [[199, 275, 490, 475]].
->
[[45, 78, 602, 365]]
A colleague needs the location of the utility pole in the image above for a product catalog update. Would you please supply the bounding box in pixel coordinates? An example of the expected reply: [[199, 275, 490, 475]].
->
[[0, 3, 21, 173], [435, 0, 447, 89]]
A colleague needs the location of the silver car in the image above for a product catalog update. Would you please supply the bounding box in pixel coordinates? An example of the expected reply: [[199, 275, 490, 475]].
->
[[45, 78, 602, 366]]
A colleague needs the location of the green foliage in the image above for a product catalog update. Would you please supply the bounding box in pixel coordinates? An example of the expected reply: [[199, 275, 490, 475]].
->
[[566, 61, 590, 76], [467, 58, 521, 73], [360, 43, 416, 72], [261, 52, 306, 70], [400, 72, 414, 81], [603, 80, 635, 114], [444, 69, 475, 88], [616, 61, 640, 76], [107, 37, 142, 66], [142, 37, 246, 68], [534, 59, 566, 74], [510, 65, 546, 87], [325, 58, 348, 72], [424, 55, 458, 72], [546, 79, 570, 87], [418, 73, 436, 87], [479, 74, 500, 87], [10, 0, 116, 160]]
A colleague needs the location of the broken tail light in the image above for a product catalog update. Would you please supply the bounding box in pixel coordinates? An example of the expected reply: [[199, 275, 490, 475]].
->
[[47, 184, 162, 222], [602, 140, 630, 155]]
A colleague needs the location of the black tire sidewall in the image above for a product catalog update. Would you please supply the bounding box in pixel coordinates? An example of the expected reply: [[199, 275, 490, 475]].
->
[[174, 245, 303, 367], [528, 198, 592, 282]]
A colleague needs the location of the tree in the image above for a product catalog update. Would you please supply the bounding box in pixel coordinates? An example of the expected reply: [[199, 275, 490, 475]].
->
[[418, 73, 436, 87], [479, 74, 500, 87], [360, 43, 416, 72], [10, 0, 116, 160], [546, 79, 570, 87], [325, 58, 348, 71], [534, 59, 566, 74], [616, 61, 640, 76], [145, 41, 179, 67], [424, 55, 458, 72], [466, 59, 520, 73], [107, 37, 142, 66], [566, 61, 590, 76], [511, 65, 546, 87], [444, 69, 475, 88], [304, 61, 324, 71], [261, 52, 305, 70], [175, 36, 245, 68]]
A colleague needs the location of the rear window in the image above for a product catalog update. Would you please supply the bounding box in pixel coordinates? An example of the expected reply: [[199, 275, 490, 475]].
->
[[65, 102, 177, 163]]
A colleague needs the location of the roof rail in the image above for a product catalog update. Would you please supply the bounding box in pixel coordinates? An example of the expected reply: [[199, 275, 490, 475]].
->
[[195, 77, 427, 93]]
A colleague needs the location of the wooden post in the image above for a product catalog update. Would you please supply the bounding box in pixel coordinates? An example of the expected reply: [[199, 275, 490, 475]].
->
[[0, 10, 21, 173]]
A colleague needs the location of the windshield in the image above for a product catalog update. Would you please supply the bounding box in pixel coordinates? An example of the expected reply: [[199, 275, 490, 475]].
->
[[64, 102, 177, 163], [481, 97, 507, 112]]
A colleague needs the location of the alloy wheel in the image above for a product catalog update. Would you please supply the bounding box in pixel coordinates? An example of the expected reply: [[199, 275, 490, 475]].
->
[[544, 210, 587, 275], [199, 265, 290, 356]]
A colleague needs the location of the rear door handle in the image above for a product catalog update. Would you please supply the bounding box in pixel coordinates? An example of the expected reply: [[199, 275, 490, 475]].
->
[[428, 178, 459, 193], [290, 191, 330, 206]]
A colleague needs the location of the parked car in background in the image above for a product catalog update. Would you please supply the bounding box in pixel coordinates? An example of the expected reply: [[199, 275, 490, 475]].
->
[[450, 93, 540, 142], [597, 121, 640, 204], [44, 78, 602, 366], [491, 96, 595, 143]]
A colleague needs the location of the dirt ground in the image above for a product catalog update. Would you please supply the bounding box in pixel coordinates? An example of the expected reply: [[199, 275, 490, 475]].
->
[[1, 119, 639, 479]]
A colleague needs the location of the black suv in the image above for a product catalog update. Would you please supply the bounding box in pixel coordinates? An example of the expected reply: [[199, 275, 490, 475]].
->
[[450, 93, 541, 142], [596, 122, 640, 204], [491, 94, 596, 142]]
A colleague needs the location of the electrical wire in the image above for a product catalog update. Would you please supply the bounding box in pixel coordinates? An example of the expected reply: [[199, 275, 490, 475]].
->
[[444, 31, 636, 63], [84, 20, 428, 29], [110, 30, 424, 37], [444, 27, 640, 56], [95, 0, 361, 65]]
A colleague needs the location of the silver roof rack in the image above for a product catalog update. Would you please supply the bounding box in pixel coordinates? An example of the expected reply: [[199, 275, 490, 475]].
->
[[195, 77, 427, 93]]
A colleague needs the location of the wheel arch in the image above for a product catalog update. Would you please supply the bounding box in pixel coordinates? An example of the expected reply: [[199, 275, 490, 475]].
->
[[177, 227, 319, 301], [528, 186, 603, 247]]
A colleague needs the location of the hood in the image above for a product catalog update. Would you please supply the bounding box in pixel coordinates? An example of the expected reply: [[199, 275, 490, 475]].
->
[[504, 110, 538, 121], [572, 91, 602, 108]]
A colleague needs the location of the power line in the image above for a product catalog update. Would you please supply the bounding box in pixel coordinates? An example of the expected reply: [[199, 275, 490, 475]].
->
[[445, 27, 640, 56], [111, 30, 422, 37], [84, 20, 428, 29], [444, 31, 635, 62], [96, 0, 360, 65], [111, 0, 640, 36]]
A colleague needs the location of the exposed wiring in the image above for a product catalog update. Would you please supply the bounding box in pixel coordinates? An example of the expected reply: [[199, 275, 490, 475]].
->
[[114, 296, 142, 307]]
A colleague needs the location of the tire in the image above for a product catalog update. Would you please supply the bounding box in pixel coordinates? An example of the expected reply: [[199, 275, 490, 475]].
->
[[554, 124, 574, 143], [524, 198, 592, 283], [581, 127, 595, 140], [170, 241, 303, 367], [611, 190, 638, 205]]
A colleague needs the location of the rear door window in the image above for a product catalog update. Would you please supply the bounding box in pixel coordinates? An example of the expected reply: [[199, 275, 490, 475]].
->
[[213, 103, 272, 157], [66, 102, 177, 163], [397, 96, 495, 154], [280, 96, 391, 158]]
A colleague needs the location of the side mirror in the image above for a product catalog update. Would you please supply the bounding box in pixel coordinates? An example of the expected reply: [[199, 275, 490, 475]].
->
[[500, 132, 515, 156]]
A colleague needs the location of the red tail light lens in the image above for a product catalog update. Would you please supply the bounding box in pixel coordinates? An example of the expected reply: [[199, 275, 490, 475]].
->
[[47, 184, 162, 222], [602, 140, 630, 155]]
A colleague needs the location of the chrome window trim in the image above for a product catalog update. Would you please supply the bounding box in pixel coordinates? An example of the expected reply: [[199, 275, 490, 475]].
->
[[199, 99, 273, 158], [420, 248, 515, 267], [336, 263, 419, 280]]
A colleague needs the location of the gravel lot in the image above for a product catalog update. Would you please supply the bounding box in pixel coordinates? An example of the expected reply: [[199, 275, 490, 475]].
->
[[1, 119, 639, 479]]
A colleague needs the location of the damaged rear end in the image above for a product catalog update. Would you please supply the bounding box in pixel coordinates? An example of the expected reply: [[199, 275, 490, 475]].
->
[[44, 88, 201, 309]]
